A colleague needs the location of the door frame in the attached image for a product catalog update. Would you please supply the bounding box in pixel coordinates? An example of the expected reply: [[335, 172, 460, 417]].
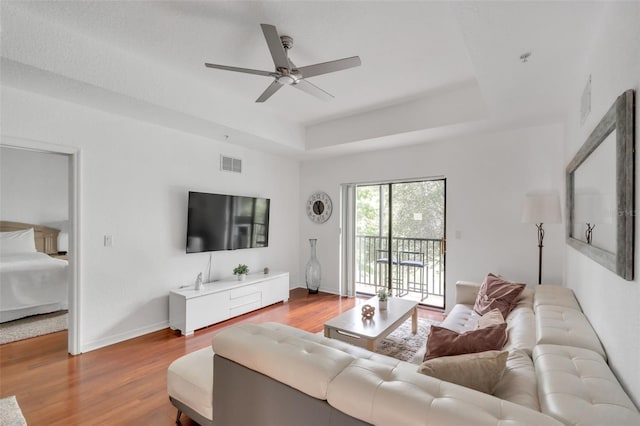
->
[[341, 176, 446, 309], [1, 135, 82, 355]]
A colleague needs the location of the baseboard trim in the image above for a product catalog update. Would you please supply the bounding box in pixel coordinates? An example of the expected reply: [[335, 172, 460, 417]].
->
[[291, 285, 346, 297], [81, 320, 169, 353]]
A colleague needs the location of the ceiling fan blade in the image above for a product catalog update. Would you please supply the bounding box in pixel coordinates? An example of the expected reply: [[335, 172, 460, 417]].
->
[[256, 80, 283, 103], [292, 79, 334, 101], [297, 56, 361, 79], [204, 63, 275, 77], [260, 24, 289, 70]]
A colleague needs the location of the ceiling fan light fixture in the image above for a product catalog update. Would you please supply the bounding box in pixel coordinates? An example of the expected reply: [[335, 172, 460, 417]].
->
[[277, 75, 297, 85]]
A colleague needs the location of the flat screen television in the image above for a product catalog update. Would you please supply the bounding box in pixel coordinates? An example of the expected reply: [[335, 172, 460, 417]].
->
[[186, 191, 270, 253]]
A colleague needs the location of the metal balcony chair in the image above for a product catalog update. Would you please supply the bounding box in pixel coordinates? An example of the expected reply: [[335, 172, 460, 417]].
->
[[376, 249, 402, 295], [400, 250, 426, 300]]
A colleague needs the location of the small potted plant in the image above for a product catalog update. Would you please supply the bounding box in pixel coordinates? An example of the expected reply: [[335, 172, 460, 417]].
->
[[377, 288, 390, 310], [233, 264, 249, 281]]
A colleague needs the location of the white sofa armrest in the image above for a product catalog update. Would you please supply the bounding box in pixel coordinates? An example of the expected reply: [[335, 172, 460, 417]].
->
[[456, 281, 481, 305]]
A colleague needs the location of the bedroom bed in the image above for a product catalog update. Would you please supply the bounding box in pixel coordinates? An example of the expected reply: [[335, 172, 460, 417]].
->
[[0, 221, 69, 323]]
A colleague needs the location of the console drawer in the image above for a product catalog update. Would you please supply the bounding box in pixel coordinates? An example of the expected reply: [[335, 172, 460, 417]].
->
[[229, 285, 260, 299]]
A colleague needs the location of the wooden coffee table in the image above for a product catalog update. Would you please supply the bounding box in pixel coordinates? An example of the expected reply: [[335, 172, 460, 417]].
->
[[324, 297, 418, 351]]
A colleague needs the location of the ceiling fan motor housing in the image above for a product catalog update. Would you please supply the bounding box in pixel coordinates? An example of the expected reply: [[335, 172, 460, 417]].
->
[[280, 35, 293, 50]]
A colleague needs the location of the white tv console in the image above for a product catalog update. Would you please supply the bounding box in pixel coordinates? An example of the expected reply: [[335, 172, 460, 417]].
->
[[169, 271, 290, 336]]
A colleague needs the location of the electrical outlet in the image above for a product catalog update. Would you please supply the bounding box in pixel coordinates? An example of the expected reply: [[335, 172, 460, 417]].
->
[[104, 235, 113, 247]]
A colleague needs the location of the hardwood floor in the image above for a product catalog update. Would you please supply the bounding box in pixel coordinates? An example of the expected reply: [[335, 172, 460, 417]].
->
[[0, 289, 445, 425]]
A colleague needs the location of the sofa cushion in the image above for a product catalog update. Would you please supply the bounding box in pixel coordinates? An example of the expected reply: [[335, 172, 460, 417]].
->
[[503, 305, 536, 356], [327, 358, 563, 426], [167, 347, 214, 421], [437, 303, 535, 356], [493, 349, 540, 412], [424, 323, 507, 361], [414, 344, 540, 412], [418, 350, 508, 394], [474, 273, 526, 318], [533, 344, 640, 426], [455, 281, 481, 305], [535, 304, 606, 360], [534, 285, 581, 310], [514, 288, 534, 310], [440, 303, 480, 333]]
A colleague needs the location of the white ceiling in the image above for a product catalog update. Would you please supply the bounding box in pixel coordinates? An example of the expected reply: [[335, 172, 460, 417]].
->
[[0, 1, 605, 158]]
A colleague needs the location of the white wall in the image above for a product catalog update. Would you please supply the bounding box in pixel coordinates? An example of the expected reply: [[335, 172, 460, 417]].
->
[[1, 86, 301, 352], [300, 123, 565, 310], [563, 2, 640, 406], [0, 147, 68, 224]]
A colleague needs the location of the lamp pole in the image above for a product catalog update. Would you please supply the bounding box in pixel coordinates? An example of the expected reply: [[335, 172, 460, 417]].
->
[[536, 223, 544, 285], [522, 191, 561, 286]]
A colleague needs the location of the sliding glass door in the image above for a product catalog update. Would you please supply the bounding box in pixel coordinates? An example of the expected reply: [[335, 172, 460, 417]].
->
[[353, 179, 445, 308]]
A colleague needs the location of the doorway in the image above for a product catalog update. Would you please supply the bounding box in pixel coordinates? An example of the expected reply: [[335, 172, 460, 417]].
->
[[0, 137, 80, 354], [351, 179, 446, 309]]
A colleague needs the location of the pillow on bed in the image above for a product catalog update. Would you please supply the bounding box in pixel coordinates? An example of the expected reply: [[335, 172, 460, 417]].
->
[[0, 228, 37, 255]]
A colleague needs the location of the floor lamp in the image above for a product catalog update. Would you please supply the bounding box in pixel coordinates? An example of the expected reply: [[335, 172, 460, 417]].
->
[[521, 192, 561, 284]]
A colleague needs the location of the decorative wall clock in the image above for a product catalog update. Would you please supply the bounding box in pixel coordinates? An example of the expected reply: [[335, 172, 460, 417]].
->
[[306, 191, 333, 224]]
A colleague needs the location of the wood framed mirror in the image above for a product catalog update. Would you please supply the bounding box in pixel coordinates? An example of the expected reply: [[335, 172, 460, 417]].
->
[[566, 89, 635, 280]]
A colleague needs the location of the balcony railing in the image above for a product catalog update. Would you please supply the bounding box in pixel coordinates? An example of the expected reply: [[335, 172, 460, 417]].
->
[[355, 235, 444, 300]]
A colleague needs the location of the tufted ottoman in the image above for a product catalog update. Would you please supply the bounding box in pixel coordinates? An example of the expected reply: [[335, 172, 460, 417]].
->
[[167, 346, 214, 426]]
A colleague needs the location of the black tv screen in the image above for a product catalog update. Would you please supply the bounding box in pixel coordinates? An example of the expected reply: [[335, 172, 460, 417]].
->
[[186, 191, 270, 253]]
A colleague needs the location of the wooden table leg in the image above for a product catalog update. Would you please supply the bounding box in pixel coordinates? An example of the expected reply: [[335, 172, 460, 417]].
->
[[367, 339, 376, 351], [411, 307, 418, 334]]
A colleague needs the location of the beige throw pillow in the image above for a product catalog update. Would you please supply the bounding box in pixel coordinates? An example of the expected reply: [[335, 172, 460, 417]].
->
[[418, 350, 509, 394], [477, 308, 505, 329]]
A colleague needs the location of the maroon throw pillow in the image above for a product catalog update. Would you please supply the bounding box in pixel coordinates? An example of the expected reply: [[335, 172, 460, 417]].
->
[[473, 273, 526, 318], [423, 323, 508, 361]]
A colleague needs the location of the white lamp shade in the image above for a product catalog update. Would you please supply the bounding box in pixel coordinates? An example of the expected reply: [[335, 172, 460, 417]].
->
[[57, 232, 69, 253], [521, 191, 562, 224]]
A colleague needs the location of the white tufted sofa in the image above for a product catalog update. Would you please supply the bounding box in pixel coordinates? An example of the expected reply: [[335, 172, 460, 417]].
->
[[167, 283, 640, 425], [210, 321, 560, 426]]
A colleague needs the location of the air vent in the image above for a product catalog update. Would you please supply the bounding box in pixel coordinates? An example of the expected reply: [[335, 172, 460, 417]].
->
[[220, 155, 242, 173]]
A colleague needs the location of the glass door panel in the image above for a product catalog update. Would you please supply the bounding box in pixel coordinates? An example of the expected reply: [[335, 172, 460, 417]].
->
[[354, 179, 445, 308]]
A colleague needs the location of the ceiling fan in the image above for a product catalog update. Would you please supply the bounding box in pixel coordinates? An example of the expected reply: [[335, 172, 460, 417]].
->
[[204, 24, 361, 103]]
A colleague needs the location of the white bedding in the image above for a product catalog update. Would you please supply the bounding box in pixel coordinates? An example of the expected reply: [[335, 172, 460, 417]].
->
[[0, 252, 69, 323]]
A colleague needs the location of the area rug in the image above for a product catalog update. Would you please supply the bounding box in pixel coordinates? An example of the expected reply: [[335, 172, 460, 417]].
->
[[0, 311, 68, 344], [0, 396, 27, 426], [375, 317, 437, 361]]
